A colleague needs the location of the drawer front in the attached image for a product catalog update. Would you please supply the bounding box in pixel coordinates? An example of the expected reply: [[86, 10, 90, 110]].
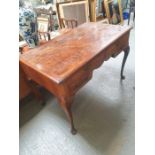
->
[[105, 32, 129, 60], [66, 69, 93, 94]]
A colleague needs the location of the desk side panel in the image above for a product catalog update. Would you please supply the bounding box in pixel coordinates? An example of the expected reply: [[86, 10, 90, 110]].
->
[[19, 61, 64, 98]]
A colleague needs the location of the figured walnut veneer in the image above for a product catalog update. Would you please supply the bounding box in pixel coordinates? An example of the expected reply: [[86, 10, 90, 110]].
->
[[20, 22, 132, 134]]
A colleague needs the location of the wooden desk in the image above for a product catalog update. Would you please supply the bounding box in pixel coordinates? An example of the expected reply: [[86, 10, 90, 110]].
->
[[20, 22, 132, 134]]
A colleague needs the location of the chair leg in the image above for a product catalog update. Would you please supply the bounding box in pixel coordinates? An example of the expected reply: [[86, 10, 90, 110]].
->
[[44, 34, 46, 40], [47, 33, 50, 40]]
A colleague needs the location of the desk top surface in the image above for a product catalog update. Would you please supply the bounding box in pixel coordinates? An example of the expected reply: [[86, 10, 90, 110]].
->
[[20, 22, 132, 84]]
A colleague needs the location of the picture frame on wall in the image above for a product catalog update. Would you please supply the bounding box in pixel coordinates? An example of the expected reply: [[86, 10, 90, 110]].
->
[[88, 0, 123, 23], [103, 0, 124, 25], [56, 0, 89, 28]]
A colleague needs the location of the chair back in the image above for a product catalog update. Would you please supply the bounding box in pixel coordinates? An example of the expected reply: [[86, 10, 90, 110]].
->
[[60, 18, 78, 29]]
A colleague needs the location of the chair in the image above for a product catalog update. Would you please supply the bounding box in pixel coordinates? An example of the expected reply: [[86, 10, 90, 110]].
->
[[37, 16, 51, 41], [60, 18, 78, 29], [34, 7, 55, 31], [34, 7, 56, 41]]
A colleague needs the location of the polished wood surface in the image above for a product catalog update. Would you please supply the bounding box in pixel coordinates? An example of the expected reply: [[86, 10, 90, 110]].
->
[[20, 22, 132, 134], [20, 41, 49, 54], [19, 29, 71, 54]]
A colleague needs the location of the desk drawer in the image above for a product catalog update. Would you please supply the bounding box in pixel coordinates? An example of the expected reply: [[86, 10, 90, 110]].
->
[[66, 70, 92, 94], [105, 32, 129, 60]]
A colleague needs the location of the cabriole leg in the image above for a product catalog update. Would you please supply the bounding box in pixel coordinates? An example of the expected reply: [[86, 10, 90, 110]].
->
[[121, 46, 130, 80], [58, 96, 77, 135]]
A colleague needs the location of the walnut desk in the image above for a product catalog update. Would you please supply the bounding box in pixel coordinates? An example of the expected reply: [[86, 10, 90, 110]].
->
[[20, 22, 132, 134]]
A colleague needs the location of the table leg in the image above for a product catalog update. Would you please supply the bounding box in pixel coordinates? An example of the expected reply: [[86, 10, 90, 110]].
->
[[121, 46, 130, 80], [128, 11, 131, 25], [29, 80, 46, 106], [58, 96, 77, 135]]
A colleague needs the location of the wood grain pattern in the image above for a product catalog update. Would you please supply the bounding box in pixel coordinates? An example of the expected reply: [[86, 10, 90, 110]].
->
[[20, 22, 132, 134]]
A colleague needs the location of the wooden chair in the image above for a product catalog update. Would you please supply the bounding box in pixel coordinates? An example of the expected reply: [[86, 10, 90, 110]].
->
[[34, 7, 55, 41], [34, 7, 55, 31], [60, 18, 78, 29], [37, 16, 51, 41]]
